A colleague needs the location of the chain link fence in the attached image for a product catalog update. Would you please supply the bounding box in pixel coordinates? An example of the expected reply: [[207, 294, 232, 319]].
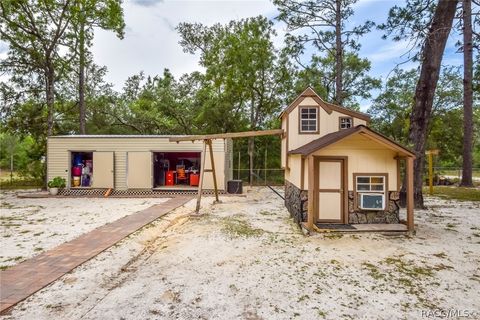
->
[[232, 169, 284, 186], [433, 167, 480, 181]]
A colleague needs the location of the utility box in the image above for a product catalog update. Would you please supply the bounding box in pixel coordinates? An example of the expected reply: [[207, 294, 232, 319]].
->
[[227, 180, 243, 194]]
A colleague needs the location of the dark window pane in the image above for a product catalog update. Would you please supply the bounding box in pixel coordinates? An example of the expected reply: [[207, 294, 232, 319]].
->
[[357, 184, 370, 191], [357, 177, 369, 183], [371, 177, 383, 184]]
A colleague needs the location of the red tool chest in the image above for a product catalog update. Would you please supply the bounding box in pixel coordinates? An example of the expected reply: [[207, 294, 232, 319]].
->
[[190, 173, 199, 186], [166, 171, 175, 186]]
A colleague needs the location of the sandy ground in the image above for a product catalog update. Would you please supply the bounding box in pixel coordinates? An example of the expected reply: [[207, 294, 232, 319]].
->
[[0, 191, 169, 268], [2, 187, 480, 319]]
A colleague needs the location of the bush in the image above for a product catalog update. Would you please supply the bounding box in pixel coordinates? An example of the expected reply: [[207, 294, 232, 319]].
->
[[47, 177, 66, 188]]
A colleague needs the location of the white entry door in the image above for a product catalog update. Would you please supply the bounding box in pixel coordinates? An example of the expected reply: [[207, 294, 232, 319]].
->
[[317, 160, 344, 223], [92, 152, 114, 188], [127, 152, 152, 188]]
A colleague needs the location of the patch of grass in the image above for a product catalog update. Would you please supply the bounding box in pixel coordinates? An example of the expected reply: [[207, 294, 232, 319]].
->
[[432, 252, 448, 259], [362, 262, 385, 280], [444, 223, 458, 232], [0, 201, 15, 209], [363, 256, 437, 307], [424, 186, 480, 202], [220, 216, 265, 238], [432, 263, 453, 271], [33, 232, 43, 236], [258, 210, 275, 216], [5, 256, 24, 262], [0, 265, 9, 271], [0, 216, 22, 221], [34, 247, 43, 252], [323, 233, 343, 239], [317, 310, 327, 318], [1, 223, 21, 228], [384, 257, 434, 278]]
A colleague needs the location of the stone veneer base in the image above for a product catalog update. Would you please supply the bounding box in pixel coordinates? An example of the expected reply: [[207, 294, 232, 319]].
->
[[284, 180, 400, 225]]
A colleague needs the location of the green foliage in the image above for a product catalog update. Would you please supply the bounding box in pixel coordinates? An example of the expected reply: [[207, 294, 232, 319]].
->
[[274, 0, 378, 106], [0, 133, 44, 183], [424, 186, 480, 202], [47, 177, 66, 188], [296, 52, 381, 110], [178, 16, 293, 133], [0, 1, 476, 179], [378, 0, 436, 61], [370, 66, 480, 167]]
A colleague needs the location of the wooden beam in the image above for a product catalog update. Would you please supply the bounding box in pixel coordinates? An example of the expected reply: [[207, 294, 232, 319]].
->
[[406, 157, 414, 232], [307, 155, 315, 232], [195, 141, 207, 214], [300, 157, 305, 190], [207, 139, 219, 202], [169, 129, 284, 142], [396, 157, 401, 191]]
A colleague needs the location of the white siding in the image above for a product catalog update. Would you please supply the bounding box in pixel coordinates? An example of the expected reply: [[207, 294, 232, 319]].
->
[[47, 137, 228, 190]]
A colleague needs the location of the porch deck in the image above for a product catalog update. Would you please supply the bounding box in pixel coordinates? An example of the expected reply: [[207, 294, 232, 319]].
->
[[310, 223, 408, 233]]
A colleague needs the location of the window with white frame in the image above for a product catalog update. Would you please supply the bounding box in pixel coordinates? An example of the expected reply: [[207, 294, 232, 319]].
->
[[339, 117, 353, 129], [300, 107, 318, 133], [356, 175, 386, 210]]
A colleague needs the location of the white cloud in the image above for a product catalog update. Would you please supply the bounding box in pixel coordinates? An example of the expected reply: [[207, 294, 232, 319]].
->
[[0, 41, 8, 53], [131, 0, 163, 7], [91, 0, 277, 90], [365, 40, 412, 64]]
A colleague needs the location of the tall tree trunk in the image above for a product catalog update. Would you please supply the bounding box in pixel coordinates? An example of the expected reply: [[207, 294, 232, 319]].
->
[[408, 0, 458, 208], [45, 63, 55, 190], [334, 0, 343, 105], [46, 64, 55, 137], [79, 18, 86, 134], [461, 0, 473, 187]]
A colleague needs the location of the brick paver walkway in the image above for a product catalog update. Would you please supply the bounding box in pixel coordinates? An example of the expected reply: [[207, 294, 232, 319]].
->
[[0, 196, 193, 314]]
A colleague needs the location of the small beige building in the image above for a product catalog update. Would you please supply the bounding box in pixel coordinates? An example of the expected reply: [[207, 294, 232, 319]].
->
[[47, 135, 233, 193], [281, 87, 415, 231]]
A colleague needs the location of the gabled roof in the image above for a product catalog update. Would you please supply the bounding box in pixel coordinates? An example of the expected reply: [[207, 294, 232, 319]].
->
[[288, 125, 415, 158], [279, 87, 371, 122]]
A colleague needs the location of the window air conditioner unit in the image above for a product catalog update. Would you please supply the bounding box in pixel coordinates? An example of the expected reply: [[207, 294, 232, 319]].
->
[[359, 193, 385, 210]]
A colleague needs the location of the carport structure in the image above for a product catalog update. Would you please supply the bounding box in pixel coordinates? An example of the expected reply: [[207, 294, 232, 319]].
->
[[169, 129, 284, 213]]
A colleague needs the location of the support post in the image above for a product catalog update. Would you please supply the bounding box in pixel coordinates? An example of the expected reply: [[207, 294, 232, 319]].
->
[[207, 139, 219, 203], [307, 155, 315, 232], [406, 157, 415, 232], [237, 151, 241, 180], [195, 141, 207, 214], [264, 148, 267, 185], [428, 152, 433, 195]]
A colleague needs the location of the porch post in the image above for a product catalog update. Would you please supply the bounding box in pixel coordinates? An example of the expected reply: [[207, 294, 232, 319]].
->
[[307, 155, 315, 232], [406, 157, 414, 231]]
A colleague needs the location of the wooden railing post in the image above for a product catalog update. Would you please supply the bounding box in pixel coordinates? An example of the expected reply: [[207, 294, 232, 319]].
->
[[307, 155, 315, 232], [406, 157, 414, 232], [195, 140, 207, 214], [207, 139, 219, 203]]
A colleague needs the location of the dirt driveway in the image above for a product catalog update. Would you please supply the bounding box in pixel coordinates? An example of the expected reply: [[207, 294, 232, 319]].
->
[[2, 187, 479, 319], [0, 192, 169, 268]]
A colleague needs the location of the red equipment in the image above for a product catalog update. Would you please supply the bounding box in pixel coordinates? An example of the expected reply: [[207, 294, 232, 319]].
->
[[166, 171, 175, 186], [190, 173, 199, 186]]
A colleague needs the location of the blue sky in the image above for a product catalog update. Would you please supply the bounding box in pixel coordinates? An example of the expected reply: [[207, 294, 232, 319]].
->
[[1, 0, 464, 111]]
